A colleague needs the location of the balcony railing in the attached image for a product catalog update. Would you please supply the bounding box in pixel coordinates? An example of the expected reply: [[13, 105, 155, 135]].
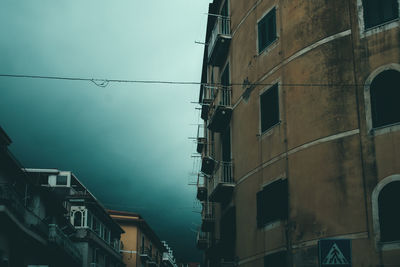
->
[[0, 183, 26, 220], [196, 230, 208, 250], [201, 85, 217, 103], [209, 161, 235, 202], [207, 86, 232, 132], [213, 161, 233, 186], [139, 246, 152, 261], [208, 16, 231, 66], [200, 85, 217, 121], [196, 174, 207, 201], [196, 124, 207, 154], [201, 201, 215, 232], [162, 251, 176, 267], [48, 224, 82, 264], [216, 86, 232, 107], [0, 183, 49, 238]]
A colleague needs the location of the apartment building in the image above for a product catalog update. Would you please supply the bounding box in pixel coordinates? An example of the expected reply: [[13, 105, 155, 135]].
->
[[196, 0, 400, 266], [25, 169, 125, 267], [108, 210, 177, 267], [0, 127, 82, 267]]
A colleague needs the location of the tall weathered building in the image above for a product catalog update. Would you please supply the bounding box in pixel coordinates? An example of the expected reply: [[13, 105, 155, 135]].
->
[[196, 0, 400, 266]]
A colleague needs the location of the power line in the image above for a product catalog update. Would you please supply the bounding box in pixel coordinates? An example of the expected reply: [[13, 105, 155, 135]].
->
[[0, 73, 364, 88]]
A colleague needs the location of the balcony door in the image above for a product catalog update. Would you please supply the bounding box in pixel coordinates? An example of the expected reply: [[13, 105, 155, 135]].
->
[[221, 64, 230, 106], [221, 126, 231, 162]]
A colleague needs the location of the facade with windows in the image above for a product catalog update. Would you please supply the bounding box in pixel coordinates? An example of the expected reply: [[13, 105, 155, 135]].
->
[[196, 0, 400, 266], [25, 169, 125, 267], [108, 210, 177, 267], [0, 127, 82, 267]]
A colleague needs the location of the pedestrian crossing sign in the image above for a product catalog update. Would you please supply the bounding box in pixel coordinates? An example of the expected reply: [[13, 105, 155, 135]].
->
[[319, 239, 351, 267]]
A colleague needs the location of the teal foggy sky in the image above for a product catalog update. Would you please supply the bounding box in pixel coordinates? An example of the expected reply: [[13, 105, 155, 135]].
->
[[0, 0, 211, 261]]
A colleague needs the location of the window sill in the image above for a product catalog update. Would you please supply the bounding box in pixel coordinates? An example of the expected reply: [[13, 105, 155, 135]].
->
[[260, 121, 281, 137], [260, 220, 285, 232], [360, 18, 399, 38], [370, 122, 400, 137], [378, 241, 400, 251], [258, 38, 279, 57]]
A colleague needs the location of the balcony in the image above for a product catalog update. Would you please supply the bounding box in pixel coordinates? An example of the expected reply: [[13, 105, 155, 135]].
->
[[196, 174, 207, 201], [201, 156, 216, 176], [139, 246, 152, 261], [207, 86, 232, 133], [209, 161, 234, 202], [197, 137, 207, 154], [200, 85, 217, 121], [162, 251, 176, 267], [208, 16, 231, 66], [0, 183, 49, 239], [49, 224, 82, 264], [201, 201, 215, 232], [196, 231, 208, 250], [196, 124, 207, 154]]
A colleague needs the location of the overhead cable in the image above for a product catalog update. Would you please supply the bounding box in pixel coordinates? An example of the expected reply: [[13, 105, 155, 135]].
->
[[0, 73, 365, 88]]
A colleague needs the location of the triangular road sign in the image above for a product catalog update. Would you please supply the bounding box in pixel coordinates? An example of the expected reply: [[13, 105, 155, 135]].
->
[[322, 243, 349, 265]]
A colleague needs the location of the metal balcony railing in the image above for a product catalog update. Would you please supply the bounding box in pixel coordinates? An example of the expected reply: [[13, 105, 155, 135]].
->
[[162, 251, 176, 266], [207, 16, 231, 61], [196, 124, 207, 154], [201, 85, 217, 103], [197, 174, 206, 188], [48, 224, 82, 263], [212, 161, 234, 190], [0, 183, 26, 220], [206, 85, 233, 132], [197, 231, 208, 243], [197, 174, 207, 201], [0, 183, 48, 237], [201, 201, 214, 221], [216, 86, 232, 107], [204, 85, 231, 107], [140, 246, 152, 260]]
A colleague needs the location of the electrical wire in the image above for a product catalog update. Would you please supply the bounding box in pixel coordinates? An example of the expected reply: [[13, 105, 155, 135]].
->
[[0, 73, 365, 88]]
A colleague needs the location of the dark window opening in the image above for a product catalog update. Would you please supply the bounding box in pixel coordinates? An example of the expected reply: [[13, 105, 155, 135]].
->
[[258, 8, 277, 53], [93, 217, 100, 235], [264, 251, 287, 267], [73, 211, 82, 227], [220, 207, 236, 261], [221, 126, 231, 162], [363, 0, 399, 29], [56, 175, 68, 185], [257, 179, 288, 227], [378, 181, 400, 242], [370, 70, 400, 128], [260, 84, 279, 133]]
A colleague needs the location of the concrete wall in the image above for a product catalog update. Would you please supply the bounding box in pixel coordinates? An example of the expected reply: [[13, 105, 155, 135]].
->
[[119, 222, 138, 267]]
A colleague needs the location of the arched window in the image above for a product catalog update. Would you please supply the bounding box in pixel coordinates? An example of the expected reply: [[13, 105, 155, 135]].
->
[[73, 211, 82, 227], [370, 70, 400, 128], [378, 181, 400, 242]]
